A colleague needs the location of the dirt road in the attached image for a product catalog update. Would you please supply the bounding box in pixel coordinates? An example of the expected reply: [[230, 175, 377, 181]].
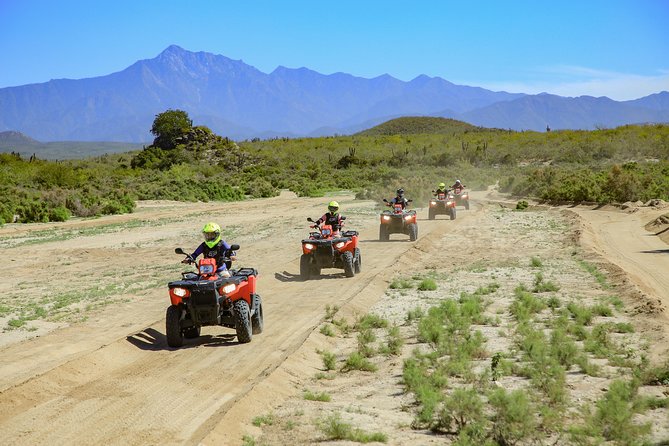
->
[[0, 192, 666, 445]]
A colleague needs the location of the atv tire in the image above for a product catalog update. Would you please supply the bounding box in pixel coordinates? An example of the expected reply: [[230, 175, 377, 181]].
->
[[233, 299, 252, 343], [450, 207, 457, 220], [464, 200, 470, 210], [251, 294, 264, 335], [342, 251, 355, 277], [408, 223, 418, 241], [300, 254, 312, 281], [354, 248, 362, 274], [183, 325, 201, 339], [379, 225, 390, 241], [166, 305, 184, 348], [428, 208, 435, 220]]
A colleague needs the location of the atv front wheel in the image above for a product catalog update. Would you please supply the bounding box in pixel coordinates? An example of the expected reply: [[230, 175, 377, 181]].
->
[[251, 294, 264, 335], [464, 200, 470, 210], [342, 251, 355, 277], [354, 248, 362, 274], [183, 325, 201, 339], [233, 299, 253, 343], [300, 254, 312, 281], [408, 223, 418, 241], [450, 207, 457, 220], [166, 305, 184, 348], [428, 208, 435, 220]]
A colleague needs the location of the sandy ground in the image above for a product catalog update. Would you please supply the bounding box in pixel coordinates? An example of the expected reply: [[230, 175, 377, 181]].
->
[[0, 191, 667, 445]]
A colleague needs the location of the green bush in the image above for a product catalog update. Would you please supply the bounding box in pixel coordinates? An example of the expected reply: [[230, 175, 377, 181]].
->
[[488, 387, 537, 445], [48, 206, 71, 222]]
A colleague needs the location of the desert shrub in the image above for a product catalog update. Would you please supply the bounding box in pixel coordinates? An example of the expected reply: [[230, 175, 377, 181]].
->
[[530, 256, 543, 267], [245, 177, 278, 198], [355, 314, 389, 330], [318, 413, 387, 443], [303, 390, 331, 402], [533, 272, 560, 292], [380, 325, 404, 356], [320, 350, 336, 371], [570, 380, 651, 444], [341, 352, 377, 372], [418, 278, 437, 291], [436, 387, 486, 434], [48, 206, 71, 222], [488, 387, 537, 445]]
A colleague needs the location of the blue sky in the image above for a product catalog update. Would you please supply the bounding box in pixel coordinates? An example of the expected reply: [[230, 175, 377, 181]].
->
[[1, 0, 668, 100]]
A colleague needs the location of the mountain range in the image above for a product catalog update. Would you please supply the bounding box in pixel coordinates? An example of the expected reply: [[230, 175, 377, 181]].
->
[[1, 45, 668, 143]]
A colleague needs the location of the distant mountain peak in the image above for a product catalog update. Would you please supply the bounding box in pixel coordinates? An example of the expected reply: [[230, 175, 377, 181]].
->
[[160, 44, 187, 55], [0, 130, 40, 144], [411, 74, 432, 82]]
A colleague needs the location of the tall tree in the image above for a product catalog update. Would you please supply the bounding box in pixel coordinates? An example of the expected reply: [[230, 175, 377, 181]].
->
[[151, 109, 193, 150]]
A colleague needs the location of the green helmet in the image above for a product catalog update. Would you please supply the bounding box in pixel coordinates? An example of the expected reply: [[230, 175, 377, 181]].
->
[[438, 182, 446, 189], [328, 201, 339, 213], [202, 222, 221, 248]]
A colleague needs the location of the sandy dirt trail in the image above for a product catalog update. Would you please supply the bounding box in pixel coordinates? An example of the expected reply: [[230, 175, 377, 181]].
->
[[0, 193, 666, 446], [570, 205, 669, 359], [0, 193, 466, 445]]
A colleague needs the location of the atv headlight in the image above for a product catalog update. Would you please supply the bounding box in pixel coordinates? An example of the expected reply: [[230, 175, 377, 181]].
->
[[304, 243, 315, 250], [199, 264, 215, 274], [172, 287, 189, 297], [221, 283, 237, 294], [335, 241, 345, 249], [382, 215, 391, 221], [404, 215, 413, 221], [430, 201, 437, 206]]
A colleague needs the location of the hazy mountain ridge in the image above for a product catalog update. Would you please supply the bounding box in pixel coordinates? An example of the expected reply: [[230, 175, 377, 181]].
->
[[0, 130, 143, 159], [0, 45, 667, 142]]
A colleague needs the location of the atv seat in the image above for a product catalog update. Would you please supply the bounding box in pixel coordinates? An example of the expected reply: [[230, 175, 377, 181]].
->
[[234, 267, 258, 278]]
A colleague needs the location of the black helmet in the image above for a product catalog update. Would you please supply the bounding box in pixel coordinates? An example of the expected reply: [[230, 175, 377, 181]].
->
[[396, 188, 404, 196]]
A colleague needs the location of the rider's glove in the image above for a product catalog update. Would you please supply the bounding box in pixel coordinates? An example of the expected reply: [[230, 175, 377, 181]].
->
[[181, 259, 191, 264]]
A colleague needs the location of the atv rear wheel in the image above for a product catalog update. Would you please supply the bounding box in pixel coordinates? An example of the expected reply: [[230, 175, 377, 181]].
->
[[342, 251, 355, 277], [251, 294, 264, 335], [183, 325, 201, 339], [300, 254, 312, 281], [165, 305, 184, 348], [450, 207, 457, 220], [354, 248, 362, 274], [233, 299, 252, 343], [408, 223, 418, 241]]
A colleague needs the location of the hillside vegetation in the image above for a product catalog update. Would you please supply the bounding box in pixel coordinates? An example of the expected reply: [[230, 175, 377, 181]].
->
[[356, 116, 481, 135], [1, 112, 668, 224]]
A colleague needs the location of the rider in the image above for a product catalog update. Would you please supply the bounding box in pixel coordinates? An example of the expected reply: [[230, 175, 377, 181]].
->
[[313, 201, 345, 233], [434, 182, 448, 196], [388, 188, 410, 210], [451, 180, 466, 194], [182, 222, 235, 277]]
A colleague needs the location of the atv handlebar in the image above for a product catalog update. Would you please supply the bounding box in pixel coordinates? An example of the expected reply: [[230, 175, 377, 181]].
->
[[175, 244, 240, 265]]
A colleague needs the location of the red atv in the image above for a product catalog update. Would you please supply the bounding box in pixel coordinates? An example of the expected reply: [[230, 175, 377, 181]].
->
[[380, 199, 418, 241], [452, 188, 470, 210], [166, 245, 263, 348], [428, 190, 456, 220], [300, 217, 361, 280]]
